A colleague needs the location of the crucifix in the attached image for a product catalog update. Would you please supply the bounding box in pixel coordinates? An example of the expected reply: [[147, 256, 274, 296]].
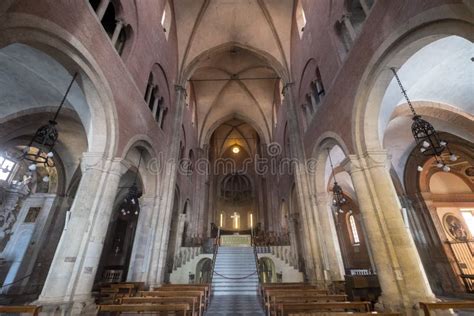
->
[[230, 212, 240, 229]]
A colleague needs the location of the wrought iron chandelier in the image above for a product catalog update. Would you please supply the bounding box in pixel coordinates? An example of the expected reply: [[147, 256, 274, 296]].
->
[[390, 68, 457, 172], [7, 72, 78, 175], [327, 148, 346, 213], [120, 152, 143, 216]]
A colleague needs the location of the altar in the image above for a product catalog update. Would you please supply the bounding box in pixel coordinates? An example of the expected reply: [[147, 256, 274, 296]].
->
[[220, 234, 251, 247]]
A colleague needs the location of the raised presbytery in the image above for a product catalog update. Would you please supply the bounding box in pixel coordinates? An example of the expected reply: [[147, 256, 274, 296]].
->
[[0, 0, 472, 315]]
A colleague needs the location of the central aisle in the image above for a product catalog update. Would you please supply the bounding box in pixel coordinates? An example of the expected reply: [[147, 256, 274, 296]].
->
[[205, 246, 265, 315]]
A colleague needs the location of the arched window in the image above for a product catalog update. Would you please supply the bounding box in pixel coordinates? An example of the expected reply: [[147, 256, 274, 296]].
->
[[90, 1, 129, 56], [89, 0, 101, 11], [101, 2, 117, 38], [161, 1, 172, 40], [348, 214, 360, 245], [295, 0, 306, 39], [0, 156, 16, 181], [220, 173, 252, 202], [115, 26, 128, 55]]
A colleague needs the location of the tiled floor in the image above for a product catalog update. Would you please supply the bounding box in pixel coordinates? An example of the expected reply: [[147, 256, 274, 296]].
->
[[205, 295, 265, 316]]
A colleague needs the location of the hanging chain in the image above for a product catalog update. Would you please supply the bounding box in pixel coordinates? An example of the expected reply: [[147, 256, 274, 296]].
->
[[390, 68, 417, 117], [213, 270, 258, 280]]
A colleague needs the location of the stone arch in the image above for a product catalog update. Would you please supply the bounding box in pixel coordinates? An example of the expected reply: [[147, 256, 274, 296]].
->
[[201, 113, 268, 148], [352, 12, 473, 156], [0, 12, 119, 158], [121, 136, 160, 197], [311, 134, 351, 194]]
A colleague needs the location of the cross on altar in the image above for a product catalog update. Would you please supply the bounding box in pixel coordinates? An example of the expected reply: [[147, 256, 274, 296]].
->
[[230, 212, 240, 229]]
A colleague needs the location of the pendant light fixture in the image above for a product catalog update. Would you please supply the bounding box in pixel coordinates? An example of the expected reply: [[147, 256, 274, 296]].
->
[[390, 68, 457, 172], [120, 151, 143, 216], [327, 148, 346, 213], [7, 72, 79, 181]]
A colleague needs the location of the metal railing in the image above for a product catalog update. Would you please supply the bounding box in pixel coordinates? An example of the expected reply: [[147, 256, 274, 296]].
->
[[251, 227, 262, 284], [210, 228, 221, 285]]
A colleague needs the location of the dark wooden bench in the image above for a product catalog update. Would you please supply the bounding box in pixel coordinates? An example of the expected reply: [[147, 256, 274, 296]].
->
[[269, 295, 347, 316], [0, 306, 42, 315], [120, 296, 200, 316], [159, 284, 210, 306], [97, 303, 189, 315], [419, 301, 474, 316], [286, 313, 400, 316], [278, 301, 371, 316], [139, 290, 205, 314], [264, 289, 329, 312]]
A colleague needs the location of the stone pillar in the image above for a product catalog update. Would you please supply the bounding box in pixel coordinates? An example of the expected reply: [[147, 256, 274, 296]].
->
[[309, 93, 318, 113], [359, 0, 371, 16], [127, 196, 157, 282], [146, 85, 187, 286], [342, 14, 357, 41], [315, 192, 344, 281], [283, 83, 325, 285], [343, 151, 435, 313], [37, 153, 127, 305], [111, 19, 124, 45], [95, 0, 110, 21]]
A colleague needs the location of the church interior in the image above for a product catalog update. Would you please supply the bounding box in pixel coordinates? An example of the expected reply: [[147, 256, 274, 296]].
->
[[0, 0, 473, 315]]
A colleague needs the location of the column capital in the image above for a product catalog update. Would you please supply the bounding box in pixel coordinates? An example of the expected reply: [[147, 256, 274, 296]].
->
[[315, 192, 330, 204], [80, 152, 107, 172], [174, 84, 187, 94], [109, 158, 130, 177], [342, 150, 392, 174], [80, 153, 129, 176], [282, 81, 295, 94]]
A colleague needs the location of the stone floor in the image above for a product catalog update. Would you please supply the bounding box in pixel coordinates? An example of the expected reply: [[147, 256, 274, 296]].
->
[[205, 294, 265, 316]]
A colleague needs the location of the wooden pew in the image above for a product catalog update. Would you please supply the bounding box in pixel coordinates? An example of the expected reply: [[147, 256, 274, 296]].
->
[[269, 295, 347, 316], [159, 284, 210, 304], [98, 287, 120, 304], [120, 297, 200, 316], [419, 301, 474, 316], [0, 306, 42, 315], [278, 301, 371, 316], [264, 289, 329, 312], [287, 313, 400, 316], [260, 283, 317, 297], [139, 290, 205, 314], [110, 282, 145, 296], [97, 303, 189, 315]]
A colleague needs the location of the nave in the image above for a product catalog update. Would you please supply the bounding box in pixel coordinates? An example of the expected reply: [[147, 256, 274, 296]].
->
[[0, 0, 473, 315]]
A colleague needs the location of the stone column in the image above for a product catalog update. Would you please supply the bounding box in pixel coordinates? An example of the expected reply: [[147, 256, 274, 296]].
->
[[95, 0, 110, 21], [127, 196, 157, 282], [146, 85, 187, 286], [359, 0, 371, 16], [342, 14, 357, 41], [111, 19, 124, 45], [37, 153, 127, 305], [283, 83, 325, 285], [72, 159, 128, 301], [343, 151, 435, 313], [315, 192, 344, 281]]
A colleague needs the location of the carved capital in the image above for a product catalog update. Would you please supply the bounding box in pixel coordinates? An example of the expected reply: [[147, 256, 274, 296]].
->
[[315, 192, 329, 205], [174, 84, 187, 94], [109, 158, 130, 177], [80, 152, 107, 172], [363, 150, 391, 170]]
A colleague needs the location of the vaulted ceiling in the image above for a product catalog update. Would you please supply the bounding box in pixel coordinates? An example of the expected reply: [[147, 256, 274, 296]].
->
[[173, 0, 294, 145]]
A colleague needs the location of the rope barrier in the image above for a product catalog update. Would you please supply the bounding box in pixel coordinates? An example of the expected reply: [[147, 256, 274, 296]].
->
[[213, 270, 258, 280]]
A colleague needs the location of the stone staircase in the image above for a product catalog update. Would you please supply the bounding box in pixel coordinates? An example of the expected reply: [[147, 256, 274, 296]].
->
[[206, 244, 265, 315], [212, 246, 259, 296]]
